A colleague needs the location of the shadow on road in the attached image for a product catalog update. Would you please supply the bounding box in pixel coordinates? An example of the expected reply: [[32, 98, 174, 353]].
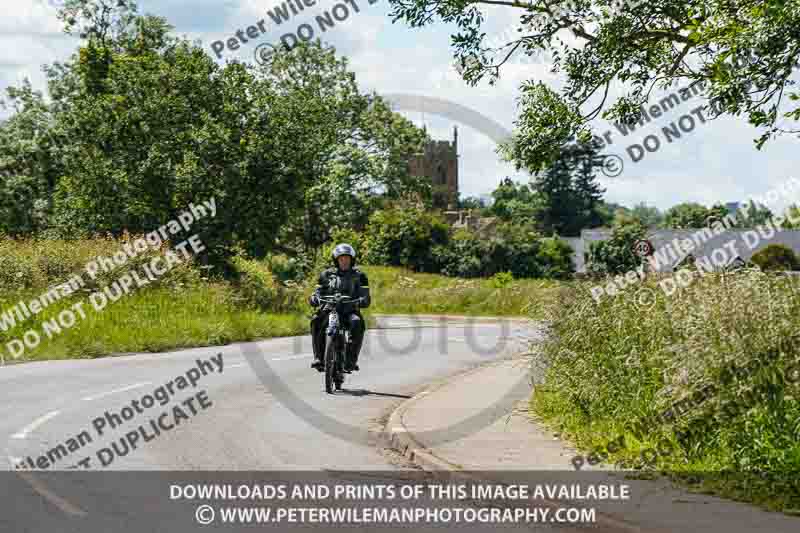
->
[[337, 389, 412, 399]]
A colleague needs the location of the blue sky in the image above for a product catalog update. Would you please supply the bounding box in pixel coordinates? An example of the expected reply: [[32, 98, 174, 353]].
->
[[4, 0, 800, 212]]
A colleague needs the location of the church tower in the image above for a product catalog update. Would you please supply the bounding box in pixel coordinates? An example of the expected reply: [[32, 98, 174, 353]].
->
[[407, 125, 459, 209]]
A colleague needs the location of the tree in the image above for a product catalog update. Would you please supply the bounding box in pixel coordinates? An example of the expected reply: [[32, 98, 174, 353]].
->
[[737, 200, 774, 227], [529, 142, 605, 236], [664, 202, 712, 229], [46, 6, 315, 264], [488, 177, 534, 220], [388, 0, 800, 172], [586, 218, 647, 276], [781, 204, 800, 229], [0, 81, 66, 235], [630, 202, 664, 228], [262, 40, 429, 257], [362, 206, 450, 272], [457, 195, 486, 210]]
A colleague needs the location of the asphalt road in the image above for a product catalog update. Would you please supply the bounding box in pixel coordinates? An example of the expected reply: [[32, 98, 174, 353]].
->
[[2, 315, 536, 472], [1, 316, 550, 532]]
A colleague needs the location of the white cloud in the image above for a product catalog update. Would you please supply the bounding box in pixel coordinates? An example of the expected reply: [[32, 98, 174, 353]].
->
[[1, 0, 798, 210]]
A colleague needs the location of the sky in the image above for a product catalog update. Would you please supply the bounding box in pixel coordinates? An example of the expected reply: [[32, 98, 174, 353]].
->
[[3, 0, 799, 212]]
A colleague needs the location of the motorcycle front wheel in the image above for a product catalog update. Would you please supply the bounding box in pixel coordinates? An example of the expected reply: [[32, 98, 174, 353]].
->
[[324, 334, 338, 394]]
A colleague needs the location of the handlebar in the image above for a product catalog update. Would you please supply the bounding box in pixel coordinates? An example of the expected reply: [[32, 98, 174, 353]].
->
[[317, 294, 361, 304]]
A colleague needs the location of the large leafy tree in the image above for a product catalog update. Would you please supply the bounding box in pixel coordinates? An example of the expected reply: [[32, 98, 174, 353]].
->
[[51, 16, 306, 263], [0, 81, 65, 235], [663, 202, 729, 228], [1, 1, 426, 266], [261, 40, 429, 257], [389, 0, 800, 172], [663, 202, 714, 228], [487, 177, 538, 220]]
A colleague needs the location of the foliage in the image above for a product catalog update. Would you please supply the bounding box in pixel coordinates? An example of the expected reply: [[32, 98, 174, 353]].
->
[[586, 218, 647, 275], [230, 255, 302, 313], [630, 202, 664, 228], [781, 204, 800, 229], [0, 81, 66, 235], [432, 228, 484, 277], [457, 195, 488, 211], [264, 40, 429, 254], [362, 265, 564, 317], [362, 205, 450, 272], [751, 244, 800, 271], [489, 271, 514, 288], [1, 3, 427, 269], [430, 222, 574, 279], [663, 202, 727, 229], [536, 237, 576, 279], [487, 177, 538, 221], [737, 200, 775, 227], [532, 271, 800, 511], [388, 0, 800, 172], [529, 142, 606, 236]]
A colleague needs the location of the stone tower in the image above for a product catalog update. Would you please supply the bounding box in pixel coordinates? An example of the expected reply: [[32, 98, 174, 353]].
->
[[407, 126, 459, 209]]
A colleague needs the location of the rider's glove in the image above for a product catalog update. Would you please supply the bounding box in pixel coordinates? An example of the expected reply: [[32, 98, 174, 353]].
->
[[358, 297, 367, 307], [309, 293, 320, 307]]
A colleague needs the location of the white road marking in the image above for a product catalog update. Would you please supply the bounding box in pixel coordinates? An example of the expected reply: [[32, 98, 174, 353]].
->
[[16, 471, 88, 517], [449, 337, 467, 342], [11, 410, 61, 440], [228, 363, 245, 368], [271, 354, 313, 361], [81, 382, 152, 402]]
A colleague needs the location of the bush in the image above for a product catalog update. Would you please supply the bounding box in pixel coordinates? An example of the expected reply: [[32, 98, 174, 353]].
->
[[489, 271, 514, 288], [586, 220, 646, 276], [265, 254, 306, 283], [230, 255, 302, 313], [536, 237, 575, 279], [751, 244, 800, 271], [362, 207, 449, 272], [432, 229, 485, 277]]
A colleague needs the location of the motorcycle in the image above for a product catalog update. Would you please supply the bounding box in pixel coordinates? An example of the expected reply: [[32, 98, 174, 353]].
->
[[317, 293, 361, 394]]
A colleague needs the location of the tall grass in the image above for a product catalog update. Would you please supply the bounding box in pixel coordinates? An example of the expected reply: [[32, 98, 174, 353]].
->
[[0, 239, 557, 363], [361, 266, 561, 318], [532, 270, 800, 512], [0, 237, 309, 362]]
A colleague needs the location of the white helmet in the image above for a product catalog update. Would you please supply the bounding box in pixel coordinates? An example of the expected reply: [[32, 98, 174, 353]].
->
[[332, 243, 356, 266]]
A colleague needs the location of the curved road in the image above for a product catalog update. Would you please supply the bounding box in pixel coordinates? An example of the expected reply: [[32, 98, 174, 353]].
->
[[1, 316, 545, 532], [2, 316, 536, 473]]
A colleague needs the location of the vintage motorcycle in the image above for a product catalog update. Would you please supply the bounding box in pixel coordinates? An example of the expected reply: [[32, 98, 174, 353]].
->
[[317, 293, 361, 394]]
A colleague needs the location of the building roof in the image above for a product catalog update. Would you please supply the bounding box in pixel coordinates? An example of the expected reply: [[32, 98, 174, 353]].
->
[[577, 227, 800, 273]]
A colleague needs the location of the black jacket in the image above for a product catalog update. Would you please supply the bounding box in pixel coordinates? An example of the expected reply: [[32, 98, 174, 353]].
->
[[310, 266, 370, 313]]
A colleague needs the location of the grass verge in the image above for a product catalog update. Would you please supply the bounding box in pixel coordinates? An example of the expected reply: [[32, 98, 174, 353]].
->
[[531, 270, 800, 513], [1, 239, 556, 364], [361, 266, 561, 318]]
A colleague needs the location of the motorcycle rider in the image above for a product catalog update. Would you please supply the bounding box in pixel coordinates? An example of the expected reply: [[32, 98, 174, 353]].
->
[[308, 243, 370, 373]]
